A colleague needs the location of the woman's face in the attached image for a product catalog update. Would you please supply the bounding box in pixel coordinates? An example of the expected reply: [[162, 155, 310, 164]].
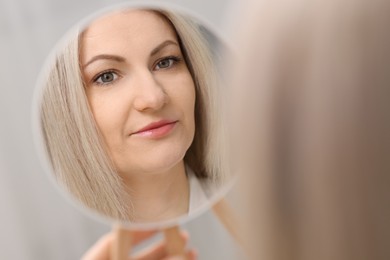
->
[[80, 10, 196, 178]]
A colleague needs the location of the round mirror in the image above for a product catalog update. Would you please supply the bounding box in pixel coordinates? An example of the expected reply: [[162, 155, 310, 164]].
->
[[33, 2, 233, 229]]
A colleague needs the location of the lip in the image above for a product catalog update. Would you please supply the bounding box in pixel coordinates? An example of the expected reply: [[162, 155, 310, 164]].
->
[[131, 119, 178, 138]]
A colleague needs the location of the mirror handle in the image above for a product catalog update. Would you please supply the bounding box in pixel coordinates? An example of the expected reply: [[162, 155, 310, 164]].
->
[[163, 225, 187, 258], [110, 225, 132, 260], [213, 198, 244, 248]]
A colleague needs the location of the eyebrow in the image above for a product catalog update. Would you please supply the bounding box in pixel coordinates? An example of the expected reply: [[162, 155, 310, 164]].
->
[[150, 40, 179, 56], [83, 54, 126, 68], [82, 40, 179, 69]]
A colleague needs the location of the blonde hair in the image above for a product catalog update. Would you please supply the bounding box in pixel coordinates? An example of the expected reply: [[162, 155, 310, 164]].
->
[[233, 0, 390, 259], [40, 9, 225, 221]]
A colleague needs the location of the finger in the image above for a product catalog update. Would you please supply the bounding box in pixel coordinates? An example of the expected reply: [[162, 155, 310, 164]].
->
[[81, 229, 161, 260], [187, 250, 198, 260], [81, 233, 113, 260]]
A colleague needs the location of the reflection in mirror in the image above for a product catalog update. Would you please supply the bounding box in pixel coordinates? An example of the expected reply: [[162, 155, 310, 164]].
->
[[36, 6, 231, 225]]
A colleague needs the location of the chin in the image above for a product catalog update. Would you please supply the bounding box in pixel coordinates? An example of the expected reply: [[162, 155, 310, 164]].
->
[[120, 144, 189, 176], [147, 143, 188, 173]]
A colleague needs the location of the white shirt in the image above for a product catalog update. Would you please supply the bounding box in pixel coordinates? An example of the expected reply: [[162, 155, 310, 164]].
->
[[186, 166, 209, 214]]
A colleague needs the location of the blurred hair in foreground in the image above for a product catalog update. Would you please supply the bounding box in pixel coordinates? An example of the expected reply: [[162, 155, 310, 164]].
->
[[230, 0, 390, 259]]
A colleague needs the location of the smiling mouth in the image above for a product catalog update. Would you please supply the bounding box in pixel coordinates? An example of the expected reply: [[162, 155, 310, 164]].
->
[[131, 120, 178, 138]]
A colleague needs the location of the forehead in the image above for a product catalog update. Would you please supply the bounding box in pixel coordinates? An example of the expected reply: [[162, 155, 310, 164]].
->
[[80, 10, 178, 59]]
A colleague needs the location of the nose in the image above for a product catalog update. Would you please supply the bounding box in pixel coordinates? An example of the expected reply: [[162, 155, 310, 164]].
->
[[132, 70, 168, 112]]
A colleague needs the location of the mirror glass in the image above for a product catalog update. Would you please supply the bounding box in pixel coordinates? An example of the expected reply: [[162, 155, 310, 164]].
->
[[33, 3, 233, 229]]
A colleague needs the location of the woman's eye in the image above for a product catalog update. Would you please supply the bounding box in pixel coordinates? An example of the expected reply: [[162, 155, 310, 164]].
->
[[154, 57, 178, 70], [94, 71, 118, 84]]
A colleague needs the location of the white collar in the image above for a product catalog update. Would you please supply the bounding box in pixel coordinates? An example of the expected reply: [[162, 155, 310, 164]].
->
[[186, 165, 209, 214]]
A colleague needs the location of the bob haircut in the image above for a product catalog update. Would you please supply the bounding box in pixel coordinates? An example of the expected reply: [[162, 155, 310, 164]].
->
[[39, 8, 226, 221]]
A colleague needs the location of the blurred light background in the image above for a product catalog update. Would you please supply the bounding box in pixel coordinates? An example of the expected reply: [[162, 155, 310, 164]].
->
[[0, 0, 240, 259]]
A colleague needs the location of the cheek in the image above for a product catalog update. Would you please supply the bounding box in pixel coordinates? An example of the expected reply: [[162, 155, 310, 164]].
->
[[86, 90, 127, 146], [167, 73, 196, 127], [181, 78, 196, 121], [179, 77, 197, 150], [185, 85, 196, 136]]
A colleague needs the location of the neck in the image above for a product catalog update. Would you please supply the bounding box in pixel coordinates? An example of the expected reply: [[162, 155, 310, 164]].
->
[[123, 161, 189, 222]]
